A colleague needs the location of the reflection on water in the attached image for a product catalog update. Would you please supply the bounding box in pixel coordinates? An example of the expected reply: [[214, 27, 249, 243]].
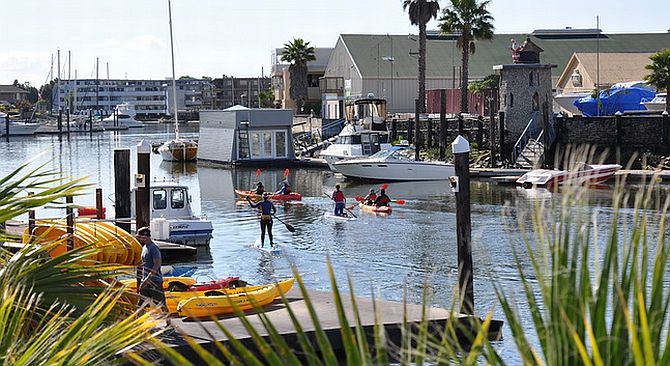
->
[[3, 128, 670, 363]]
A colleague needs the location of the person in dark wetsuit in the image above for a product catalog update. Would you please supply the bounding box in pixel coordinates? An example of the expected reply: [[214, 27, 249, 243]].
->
[[253, 182, 265, 195], [331, 184, 346, 216], [247, 192, 277, 247], [364, 188, 377, 206], [374, 188, 391, 207]]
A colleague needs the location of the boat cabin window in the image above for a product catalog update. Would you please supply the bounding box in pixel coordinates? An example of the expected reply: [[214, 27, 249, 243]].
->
[[153, 190, 167, 210], [336, 135, 362, 145], [171, 188, 186, 209]]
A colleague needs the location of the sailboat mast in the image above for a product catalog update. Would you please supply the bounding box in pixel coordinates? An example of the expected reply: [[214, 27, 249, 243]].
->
[[168, 0, 180, 140]]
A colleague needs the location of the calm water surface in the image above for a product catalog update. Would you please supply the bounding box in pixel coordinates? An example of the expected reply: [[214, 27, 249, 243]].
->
[[2, 126, 670, 364]]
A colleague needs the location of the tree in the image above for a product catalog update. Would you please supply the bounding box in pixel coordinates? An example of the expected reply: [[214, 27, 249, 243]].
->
[[439, 0, 494, 113], [403, 0, 440, 114], [258, 89, 275, 108], [39, 81, 55, 112], [280, 38, 316, 114], [645, 48, 670, 112]]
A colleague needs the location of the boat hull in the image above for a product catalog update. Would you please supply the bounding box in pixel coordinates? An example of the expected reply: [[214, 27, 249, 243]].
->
[[516, 164, 622, 188], [158, 139, 198, 162], [334, 161, 455, 181]]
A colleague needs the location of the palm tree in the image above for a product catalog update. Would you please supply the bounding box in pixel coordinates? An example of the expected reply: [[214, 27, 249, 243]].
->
[[438, 0, 494, 114], [402, 0, 440, 114], [645, 48, 670, 112], [0, 162, 162, 364], [280, 39, 316, 114]]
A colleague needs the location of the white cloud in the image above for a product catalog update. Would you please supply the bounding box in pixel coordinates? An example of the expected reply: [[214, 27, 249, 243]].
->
[[128, 34, 164, 51], [0, 51, 53, 86]]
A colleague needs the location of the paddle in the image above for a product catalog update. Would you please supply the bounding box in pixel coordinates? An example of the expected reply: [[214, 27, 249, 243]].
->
[[283, 168, 290, 178], [273, 214, 296, 233], [323, 193, 357, 218]]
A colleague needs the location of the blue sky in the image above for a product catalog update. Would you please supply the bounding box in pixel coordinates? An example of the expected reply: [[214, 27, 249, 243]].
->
[[1, 0, 668, 87]]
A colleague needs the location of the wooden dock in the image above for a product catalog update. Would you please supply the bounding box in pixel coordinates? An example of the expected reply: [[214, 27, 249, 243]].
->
[[155, 287, 503, 362]]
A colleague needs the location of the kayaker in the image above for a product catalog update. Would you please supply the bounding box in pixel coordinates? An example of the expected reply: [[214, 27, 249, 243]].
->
[[374, 189, 391, 207], [363, 188, 377, 206], [246, 192, 276, 247], [253, 181, 265, 195], [331, 184, 346, 216], [275, 179, 292, 195], [136, 227, 168, 312]]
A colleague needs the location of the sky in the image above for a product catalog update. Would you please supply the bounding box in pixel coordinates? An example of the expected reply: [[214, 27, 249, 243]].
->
[[1, 0, 668, 88]]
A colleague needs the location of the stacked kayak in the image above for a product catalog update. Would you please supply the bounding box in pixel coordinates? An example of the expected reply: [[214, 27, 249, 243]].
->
[[235, 189, 302, 201], [23, 220, 141, 265], [359, 202, 392, 214]]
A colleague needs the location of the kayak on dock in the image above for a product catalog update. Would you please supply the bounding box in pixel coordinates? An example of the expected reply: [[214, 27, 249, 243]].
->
[[176, 278, 295, 318], [235, 189, 302, 201]]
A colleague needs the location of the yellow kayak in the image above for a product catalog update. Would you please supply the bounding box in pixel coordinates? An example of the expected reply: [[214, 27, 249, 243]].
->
[[176, 278, 295, 318]]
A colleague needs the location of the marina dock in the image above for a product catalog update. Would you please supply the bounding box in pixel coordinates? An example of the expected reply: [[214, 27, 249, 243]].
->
[[157, 287, 503, 362]]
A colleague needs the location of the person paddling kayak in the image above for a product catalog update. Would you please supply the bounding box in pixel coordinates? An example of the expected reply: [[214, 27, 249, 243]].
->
[[253, 181, 265, 195], [331, 184, 346, 216], [374, 188, 391, 207], [363, 188, 377, 206], [246, 192, 276, 247], [275, 179, 292, 195]]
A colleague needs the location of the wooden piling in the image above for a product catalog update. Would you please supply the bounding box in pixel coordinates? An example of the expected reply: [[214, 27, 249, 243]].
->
[[114, 148, 131, 233], [458, 114, 464, 137], [476, 116, 483, 147], [489, 99, 497, 167], [96, 188, 104, 219], [136, 140, 152, 230], [4, 114, 9, 142], [439, 89, 447, 160], [452, 136, 474, 315], [27, 192, 35, 242], [427, 119, 433, 148], [663, 111, 670, 154], [58, 109, 63, 137], [498, 111, 505, 166], [89, 110, 93, 133], [66, 196, 74, 250], [391, 119, 397, 142], [66, 108, 71, 136], [414, 99, 421, 161]]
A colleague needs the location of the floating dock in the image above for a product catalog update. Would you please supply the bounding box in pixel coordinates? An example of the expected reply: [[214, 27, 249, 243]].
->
[[156, 287, 503, 362]]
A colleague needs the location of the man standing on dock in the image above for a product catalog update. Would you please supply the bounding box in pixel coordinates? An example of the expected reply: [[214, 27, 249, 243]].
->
[[136, 227, 167, 312]]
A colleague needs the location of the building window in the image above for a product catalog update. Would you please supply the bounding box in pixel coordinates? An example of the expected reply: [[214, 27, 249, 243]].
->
[[532, 92, 539, 111], [509, 93, 514, 108], [529, 72, 533, 86]]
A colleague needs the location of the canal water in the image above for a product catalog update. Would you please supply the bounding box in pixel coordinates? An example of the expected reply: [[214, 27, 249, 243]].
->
[[2, 126, 669, 363]]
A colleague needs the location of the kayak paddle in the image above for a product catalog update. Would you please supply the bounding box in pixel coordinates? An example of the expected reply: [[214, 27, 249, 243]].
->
[[273, 214, 296, 233], [393, 199, 406, 204]]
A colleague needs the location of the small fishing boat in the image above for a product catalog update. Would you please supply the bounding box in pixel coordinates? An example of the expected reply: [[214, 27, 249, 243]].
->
[[516, 162, 622, 188], [176, 278, 295, 317], [234, 189, 302, 201]]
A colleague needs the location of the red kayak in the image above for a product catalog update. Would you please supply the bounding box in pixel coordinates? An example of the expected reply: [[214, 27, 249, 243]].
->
[[188, 277, 247, 291], [235, 189, 302, 201], [359, 202, 392, 214]]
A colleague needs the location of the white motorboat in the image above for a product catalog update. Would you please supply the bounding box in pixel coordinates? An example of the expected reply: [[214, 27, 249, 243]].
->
[[132, 182, 213, 246], [320, 95, 391, 171], [158, 0, 198, 162], [553, 92, 591, 115], [333, 146, 455, 181], [0, 116, 40, 136], [641, 93, 667, 112], [100, 102, 144, 129], [516, 162, 622, 188]]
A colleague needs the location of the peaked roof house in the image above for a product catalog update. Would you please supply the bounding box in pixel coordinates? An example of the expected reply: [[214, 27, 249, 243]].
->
[[556, 52, 656, 95], [0, 85, 29, 105], [320, 30, 670, 116]]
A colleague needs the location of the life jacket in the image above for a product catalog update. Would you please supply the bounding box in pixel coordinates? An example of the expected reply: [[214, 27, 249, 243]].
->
[[376, 195, 391, 206], [333, 190, 345, 203], [254, 187, 265, 195], [365, 193, 377, 203]]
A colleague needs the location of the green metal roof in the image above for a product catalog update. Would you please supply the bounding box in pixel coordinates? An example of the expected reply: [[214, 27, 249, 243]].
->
[[341, 32, 670, 82]]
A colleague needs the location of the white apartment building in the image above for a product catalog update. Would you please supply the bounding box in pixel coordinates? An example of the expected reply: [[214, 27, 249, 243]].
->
[[54, 78, 214, 119]]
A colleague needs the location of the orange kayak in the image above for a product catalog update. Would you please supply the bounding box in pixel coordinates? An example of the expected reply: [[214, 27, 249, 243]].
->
[[235, 189, 302, 201], [359, 202, 392, 214]]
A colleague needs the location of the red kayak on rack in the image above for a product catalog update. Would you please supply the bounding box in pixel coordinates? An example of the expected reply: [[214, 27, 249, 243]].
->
[[188, 277, 247, 291], [359, 202, 392, 214], [235, 189, 302, 201]]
